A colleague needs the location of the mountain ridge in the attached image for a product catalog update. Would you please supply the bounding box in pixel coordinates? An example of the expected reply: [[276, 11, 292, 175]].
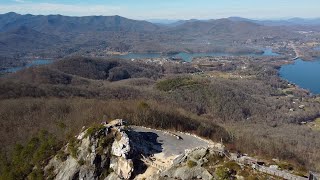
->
[[0, 12, 159, 34], [0, 12, 303, 67]]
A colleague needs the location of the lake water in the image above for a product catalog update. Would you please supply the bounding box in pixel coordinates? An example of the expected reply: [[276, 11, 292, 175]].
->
[[314, 46, 320, 51], [279, 58, 320, 94], [171, 52, 245, 62], [262, 48, 279, 56], [2, 49, 279, 73], [118, 52, 236, 62], [4, 59, 53, 73], [118, 48, 279, 62]]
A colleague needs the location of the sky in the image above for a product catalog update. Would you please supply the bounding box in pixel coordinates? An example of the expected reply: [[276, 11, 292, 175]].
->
[[0, 0, 319, 20]]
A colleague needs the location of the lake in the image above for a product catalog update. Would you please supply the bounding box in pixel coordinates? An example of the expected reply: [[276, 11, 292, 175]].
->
[[118, 52, 234, 62], [279, 58, 320, 94], [118, 48, 279, 62], [3, 59, 53, 73], [262, 48, 279, 56], [2, 49, 279, 73], [314, 46, 320, 51]]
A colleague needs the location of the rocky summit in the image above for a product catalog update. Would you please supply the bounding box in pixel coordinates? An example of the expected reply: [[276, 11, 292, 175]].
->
[[42, 119, 224, 180], [40, 119, 308, 180]]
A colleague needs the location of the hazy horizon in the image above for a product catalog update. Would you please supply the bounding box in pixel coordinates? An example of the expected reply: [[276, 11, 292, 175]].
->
[[0, 0, 319, 20], [1, 12, 320, 22]]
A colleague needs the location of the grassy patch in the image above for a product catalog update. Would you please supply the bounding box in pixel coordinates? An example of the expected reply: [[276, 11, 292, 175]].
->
[[84, 124, 105, 138], [187, 160, 197, 168], [156, 76, 199, 91], [96, 131, 115, 156], [204, 153, 224, 165], [224, 161, 241, 172], [277, 162, 294, 171], [67, 137, 79, 159], [238, 169, 250, 177], [56, 150, 68, 162], [311, 118, 320, 131], [27, 166, 44, 180], [216, 166, 232, 180]]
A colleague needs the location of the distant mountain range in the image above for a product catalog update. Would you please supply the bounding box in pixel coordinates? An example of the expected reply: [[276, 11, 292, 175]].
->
[[227, 17, 320, 27], [0, 12, 311, 63], [149, 17, 320, 27], [0, 12, 159, 34], [0, 12, 161, 58]]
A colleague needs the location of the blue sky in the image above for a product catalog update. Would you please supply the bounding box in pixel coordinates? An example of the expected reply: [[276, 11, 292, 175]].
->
[[0, 0, 319, 19]]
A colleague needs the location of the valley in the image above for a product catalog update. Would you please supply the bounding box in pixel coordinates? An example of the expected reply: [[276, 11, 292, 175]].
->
[[0, 12, 318, 71], [0, 12, 320, 180]]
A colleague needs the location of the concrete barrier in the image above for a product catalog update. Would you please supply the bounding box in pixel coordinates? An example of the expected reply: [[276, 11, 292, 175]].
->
[[255, 165, 307, 180]]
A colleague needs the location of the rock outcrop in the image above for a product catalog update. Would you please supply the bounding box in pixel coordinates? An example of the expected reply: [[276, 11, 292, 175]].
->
[[43, 119, 227, 180], [42, 119, 301, 180], [111, 131, 130, 158], [44, 119, 134, 180], [159, 147, 216, 180]]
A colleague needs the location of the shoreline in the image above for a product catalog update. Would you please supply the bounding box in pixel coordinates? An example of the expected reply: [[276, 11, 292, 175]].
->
[[278, 59, 320, 96]]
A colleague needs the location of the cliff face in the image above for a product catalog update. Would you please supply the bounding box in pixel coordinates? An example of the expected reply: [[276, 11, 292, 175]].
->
[[43, 119, 222, 180], [44, 119, 134, 180]]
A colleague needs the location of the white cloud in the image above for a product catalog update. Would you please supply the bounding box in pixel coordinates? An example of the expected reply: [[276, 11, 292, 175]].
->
[[0, 2, 319, 19], [0, 3, 122, 16], [13, 0, 26, 3]]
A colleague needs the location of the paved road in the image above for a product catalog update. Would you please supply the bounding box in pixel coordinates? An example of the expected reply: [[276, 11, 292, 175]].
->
[[130, 126, 308, 179], [130, 126, 212, 158]]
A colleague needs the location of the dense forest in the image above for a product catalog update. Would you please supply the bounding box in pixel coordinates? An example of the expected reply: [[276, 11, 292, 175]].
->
[[0, 56, 320, 179]]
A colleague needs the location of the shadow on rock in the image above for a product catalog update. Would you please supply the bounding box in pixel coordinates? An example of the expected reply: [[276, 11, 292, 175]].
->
[[126, 130, 163, 178], [127, 130, 163, 156]]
